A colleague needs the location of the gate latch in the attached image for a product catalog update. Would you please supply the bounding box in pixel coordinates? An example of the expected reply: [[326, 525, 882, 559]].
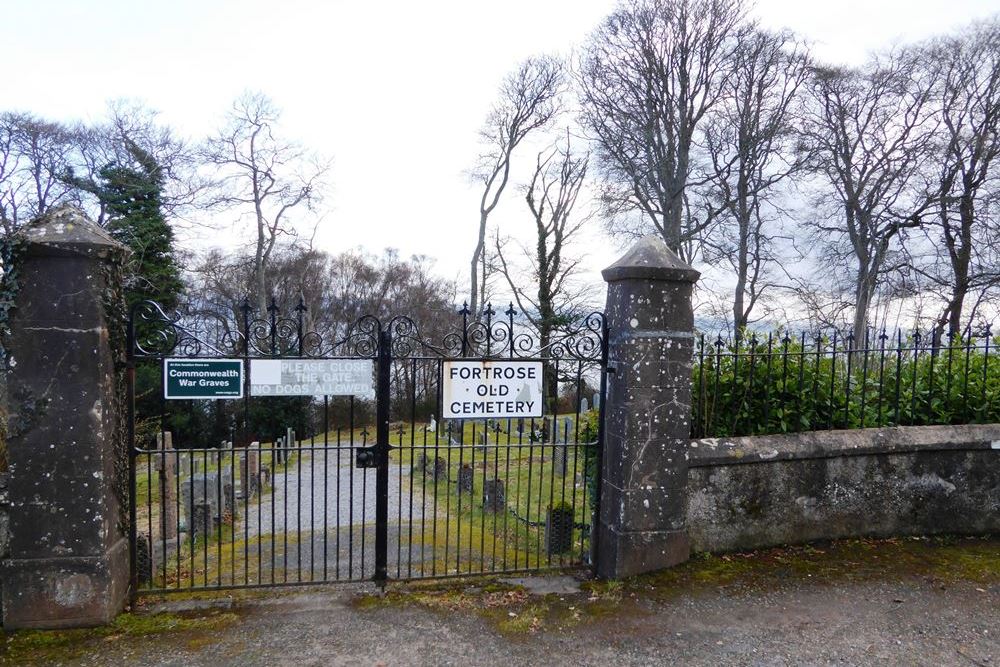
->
[[355, 447, 377, 469]]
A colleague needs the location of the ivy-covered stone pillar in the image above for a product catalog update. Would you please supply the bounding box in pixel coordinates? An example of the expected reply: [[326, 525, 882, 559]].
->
[[1, 206, 129, 629], [596, 235, 699, 579]]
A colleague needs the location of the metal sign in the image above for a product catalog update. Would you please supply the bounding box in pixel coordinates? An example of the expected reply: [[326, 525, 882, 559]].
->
[[163, 358, 243, 400], [442, 360, 543, 419], [250, 358, 375, 397]]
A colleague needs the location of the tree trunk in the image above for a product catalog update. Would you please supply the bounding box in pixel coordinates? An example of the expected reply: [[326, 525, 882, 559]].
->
[[470, 210, 488, 318], [947, 194, 975, 338], [852, 270, 875, 354], [732, 171, 751, 331]]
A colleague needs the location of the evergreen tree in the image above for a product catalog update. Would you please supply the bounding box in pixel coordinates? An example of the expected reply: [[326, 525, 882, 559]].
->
[[68, 142, 190, 444], [98, 141, 183, 314]]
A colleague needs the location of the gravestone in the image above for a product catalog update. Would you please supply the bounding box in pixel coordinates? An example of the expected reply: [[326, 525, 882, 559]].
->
[[581, 397, 589, 413], [414, 453, 430, 473], [427, 414, 437, 433], [427, 457, 449, 482], [248, 447, 260, 497], [483, 479, 506, 512], [191, 503, 212, 539], [475, 430, 489, 459], [456, 465, 474, 495], [155, 431, 178, 541], [240, 445, 260, 499], [135, 533, 152, 586], [592, 392, 601, 412], [183, 473, 220, 531], [546, 505, 575, 555], [553, 444, 569, 477]]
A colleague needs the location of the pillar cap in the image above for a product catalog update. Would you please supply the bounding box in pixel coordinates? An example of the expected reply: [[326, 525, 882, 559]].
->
[[602, 235, 700, 284], [20, 205, 127, 259]]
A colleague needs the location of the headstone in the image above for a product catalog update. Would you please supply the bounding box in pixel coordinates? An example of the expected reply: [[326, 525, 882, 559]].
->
[[275, 436, 285, 465], [240, 446, 260, 499], [414, 453, 430, 473], [183, 473, 220, 531], [136, 533, 153, 585], [456, 464, 474, 495], [427, 414, 437, 433], [553, 445, 568, 477], [191, 502, 212, 540], [546, 505, 575, 555], [156, 431, 178, 541], [259, 465, 272, 490], [428, 457, 449, 482], [219, 477, 236, 523], [483, 479, 506, 512], [474, 430, 489, 459], [581, 397, 589, 413]]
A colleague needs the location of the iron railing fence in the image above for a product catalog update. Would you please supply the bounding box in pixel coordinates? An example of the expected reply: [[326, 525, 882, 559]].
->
[[130, 298, 608, 593], [692, 326, 999, 439]]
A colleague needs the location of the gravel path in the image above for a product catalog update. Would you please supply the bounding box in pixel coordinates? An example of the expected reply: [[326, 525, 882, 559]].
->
[[244, 449, 426, 537], [60, 565, 1000, 666]]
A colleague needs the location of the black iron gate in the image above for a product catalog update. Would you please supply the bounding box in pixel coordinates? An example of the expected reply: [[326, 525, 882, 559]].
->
[[128, 300, 607, 594]]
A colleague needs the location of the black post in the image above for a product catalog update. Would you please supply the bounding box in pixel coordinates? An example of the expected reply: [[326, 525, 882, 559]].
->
[[127, 307, 138, 602], [374, 328, 392, 585], [590, 316, 609, 573]]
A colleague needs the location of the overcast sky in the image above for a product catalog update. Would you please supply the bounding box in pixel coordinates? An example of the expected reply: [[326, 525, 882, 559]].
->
[[5, 0, 1000, 297]]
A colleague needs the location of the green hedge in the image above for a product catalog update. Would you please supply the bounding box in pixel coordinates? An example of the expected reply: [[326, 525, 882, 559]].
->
[[692, 333, 1000, 438]]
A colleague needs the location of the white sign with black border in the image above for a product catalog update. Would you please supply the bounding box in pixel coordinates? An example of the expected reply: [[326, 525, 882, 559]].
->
[[442, 360, 543, 419], [250, 358, 375, 398]]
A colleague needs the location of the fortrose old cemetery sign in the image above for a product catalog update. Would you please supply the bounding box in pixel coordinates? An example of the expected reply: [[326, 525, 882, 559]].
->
[[442, 360, 543, 419], [163, 359, 244, 399]]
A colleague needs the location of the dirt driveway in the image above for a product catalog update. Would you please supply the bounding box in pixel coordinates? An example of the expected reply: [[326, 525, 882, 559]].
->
[[3, 536, 998, 666]]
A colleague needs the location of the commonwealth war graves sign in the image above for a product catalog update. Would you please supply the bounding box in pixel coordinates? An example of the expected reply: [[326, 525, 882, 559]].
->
[[442, 360, 543, 419], [163, 359, 244, 399], [250, 359, 375, 398]]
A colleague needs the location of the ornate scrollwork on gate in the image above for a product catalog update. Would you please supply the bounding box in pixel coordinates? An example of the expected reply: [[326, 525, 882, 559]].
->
[[130, 300, 236, 358], [129, 298, 604, 362], [383, 302, 606, 361]]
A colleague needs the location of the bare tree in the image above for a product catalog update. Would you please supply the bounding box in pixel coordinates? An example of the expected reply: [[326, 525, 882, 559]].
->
[[577, 0, 750, 259], [495, 134, 590, 408], [915, 19, 1000, 337], [697, 28, 810, 330], [470, 56, 563, 318], [0, 112, 77, 235], [74, 101, 206, 225], [205, 92, 329, 315], [799, 50, 937, 345]]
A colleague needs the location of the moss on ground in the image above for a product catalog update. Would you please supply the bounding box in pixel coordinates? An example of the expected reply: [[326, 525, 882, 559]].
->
[[0, 610, 239, 666], [632, 535, 1000, 599], [352, 535, 1000, 635]]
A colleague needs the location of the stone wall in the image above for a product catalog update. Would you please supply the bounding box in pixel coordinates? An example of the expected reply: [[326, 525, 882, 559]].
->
[[687, 424, 1000, 553]]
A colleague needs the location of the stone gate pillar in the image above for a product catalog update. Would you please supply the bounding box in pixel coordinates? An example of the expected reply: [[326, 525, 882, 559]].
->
[[1, 207, 129, 628], [596, 235, 699, 579]]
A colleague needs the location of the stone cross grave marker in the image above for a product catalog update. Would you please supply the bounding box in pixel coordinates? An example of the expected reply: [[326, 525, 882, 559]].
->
[[155, 431, 177, 541]]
